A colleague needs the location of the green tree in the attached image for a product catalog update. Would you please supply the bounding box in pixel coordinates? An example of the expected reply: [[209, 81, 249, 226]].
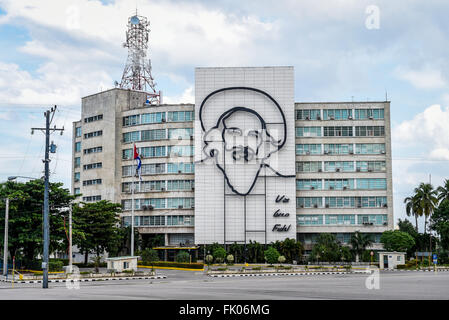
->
[[310, 234, 341, 262], [0, 180, 75, 268], [213, 247, 227, 264], [430, 199, 449, 251], [279, 238, 303, 263], [246, 240, 264, 263], [414, 183, 438, 233], [264, 247, 280, 265], [404, 194, 422, 232], [141, 248, 159, 266], [72, 200, 123, 263], [380, 230, 415, 252], [437, 179, 449, 204], [175, 251, 190, 263], [350, 231, 373, 262], [398, 218, 419, 256], [229, 242, 243, 263]]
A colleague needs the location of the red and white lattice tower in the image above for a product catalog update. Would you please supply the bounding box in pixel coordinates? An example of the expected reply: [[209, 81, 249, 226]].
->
[[120, 12, 162, 104]]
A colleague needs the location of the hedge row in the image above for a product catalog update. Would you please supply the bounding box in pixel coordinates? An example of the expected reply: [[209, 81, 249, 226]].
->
[[139, 261, 204, 269]]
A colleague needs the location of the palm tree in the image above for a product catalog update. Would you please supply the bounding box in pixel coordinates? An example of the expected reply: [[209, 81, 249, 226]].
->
[[350, 231, 373, 262], [404, 194, 422, 232], [414, 183, 438, 233], [437, 179, 449, 204]]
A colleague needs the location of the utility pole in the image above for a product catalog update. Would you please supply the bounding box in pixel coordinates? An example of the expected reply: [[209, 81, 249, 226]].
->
[[69, 203, 72, 274], [31, 105, 64, 289], [2, 198, 9, 277]]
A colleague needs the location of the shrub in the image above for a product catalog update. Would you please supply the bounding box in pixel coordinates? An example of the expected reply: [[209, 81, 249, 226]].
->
[[139, 261, 204, 269], [205, 255, 214, 265], [396, 264, 407, 270], [217, 267, 228, 271], [48, 260, 64, 272], [226, 254, 234, 264], [252, 267, 262, 271], [264, 247, 280, 265], [141, 248, 159, 265], [175, 251, 191, 263], [213, 247, 227, 264], [278, 255, 286, 264]]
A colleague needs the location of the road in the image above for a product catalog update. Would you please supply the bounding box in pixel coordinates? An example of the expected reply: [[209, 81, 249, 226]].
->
[[0, 269, 448, 300]]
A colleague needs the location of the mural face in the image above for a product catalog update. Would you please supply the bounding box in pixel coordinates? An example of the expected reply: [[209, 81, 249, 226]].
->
[[199, 88, 292, 196]]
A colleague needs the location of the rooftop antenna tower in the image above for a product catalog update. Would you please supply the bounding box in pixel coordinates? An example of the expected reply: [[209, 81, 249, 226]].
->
[[119, 10, 162, 104]]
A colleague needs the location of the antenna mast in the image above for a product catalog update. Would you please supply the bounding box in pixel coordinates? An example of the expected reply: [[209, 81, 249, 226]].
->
[[119, 11, 161, 104]]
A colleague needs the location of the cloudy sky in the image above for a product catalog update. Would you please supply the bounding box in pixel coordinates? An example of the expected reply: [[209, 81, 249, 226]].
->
[[1, 0, 449, 230]]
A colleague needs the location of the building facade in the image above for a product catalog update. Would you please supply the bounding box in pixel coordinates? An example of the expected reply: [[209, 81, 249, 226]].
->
[[72, 67, 393, 253]]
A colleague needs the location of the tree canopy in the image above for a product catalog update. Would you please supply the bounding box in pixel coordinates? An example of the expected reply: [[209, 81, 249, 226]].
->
[[380, 230, 415, 252]]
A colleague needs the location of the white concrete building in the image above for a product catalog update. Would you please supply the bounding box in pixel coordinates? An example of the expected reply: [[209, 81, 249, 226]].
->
[[72, 66, 393, 253]]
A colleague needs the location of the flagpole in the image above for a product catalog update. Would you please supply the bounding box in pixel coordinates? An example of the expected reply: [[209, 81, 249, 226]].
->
[[131, 142, 135, 257]]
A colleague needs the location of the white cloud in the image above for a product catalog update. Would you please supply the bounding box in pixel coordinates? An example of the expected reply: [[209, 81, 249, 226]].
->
[[395, 65, 447, 89], [163, 86, 194, 104]]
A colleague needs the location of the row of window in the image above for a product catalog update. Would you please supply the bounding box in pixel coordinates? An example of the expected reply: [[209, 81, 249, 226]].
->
[[123, 128, 193, 143], [296, 126, 385, 137], [122, 215, 195, 227], [122, 162, 194, 176], [296, 196, 387, 208], [82, 195, 101, 202], [123, 111, 194, 127], [298, 233, 382, 245], [122, 146, 195, 159], [296, 144, 386, 155], [121, 197, 195, 210], [297, 214, 388, 226], [296, 109, 384, 120], [84, 114, 103, 123], [84, 146, 103, 154], [296, 178, 387, 190], [122, 180, 194, 192], [83, 179, 102, 186], [83, 162, 102, 170], [84, 130, 103, 139], [296, 161, 386, 172]]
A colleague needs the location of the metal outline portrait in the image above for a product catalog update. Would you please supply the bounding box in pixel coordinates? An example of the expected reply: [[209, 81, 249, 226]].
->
[[199, 86, 294, 196]]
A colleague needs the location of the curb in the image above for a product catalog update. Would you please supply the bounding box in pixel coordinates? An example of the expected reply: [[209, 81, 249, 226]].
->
[[381, 269, 449, 272], [0, 275, 166, 284], [209, 272, 350, 278]]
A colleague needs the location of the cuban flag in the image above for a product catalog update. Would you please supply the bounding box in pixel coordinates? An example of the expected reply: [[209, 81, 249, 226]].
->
[[133, 144, 142, 181]]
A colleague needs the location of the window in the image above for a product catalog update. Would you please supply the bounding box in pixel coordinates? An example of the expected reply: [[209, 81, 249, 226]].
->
[[295, 109, 321, 120], [354, 109, 384, 120], [167, 180, 194, 191], [84, 130, 102, 139], [167, 215, 195, 226], [75, 142, 81, 153], [123, 114, 140, 126], [296, 179, 322, 190], [323, 126, 353, 137], [357, 179, 387, 190], [84, 114, 103, 123], [83, 162, 102, 170], [134, 146, 166, 158], [123, 131, 140, 143], [355, 144, 386, 154], [296, 127, 321, 137], [356, 161, 386, 172], [122, 149, 133, 160], [83, 179, 102, 186], [167, 111, 194, 122], [168, 128, 194, 140], [325, 215, 355, 225], [296, 162, 322, 173], [74, 157, 80, 168], [355, 126, 385, 137], [74, 188, 80, 195], [324, 179, 355, 190], [325, 197, 356, 208], [142, 112, 166, 124], [324, 161, 354, 172], [355, 197, 387, 208], [141, 129, 166, 141], [123, 163, 166, 176], [167, 197, 194, 209], [82, 195, 101, 202], [74, 172, 80, 182], [167, 162, 195, 174], [323, 144, 353, 155], [296, 144, 321, 155], [296, 197, 323, 208], [75, 127, 82, 137], [323, 109, 352, 120], [84, 146, 102, 154], [297, 215, 324, 226], [168, 145, 194, 157], [357, 214, 387, 225]]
